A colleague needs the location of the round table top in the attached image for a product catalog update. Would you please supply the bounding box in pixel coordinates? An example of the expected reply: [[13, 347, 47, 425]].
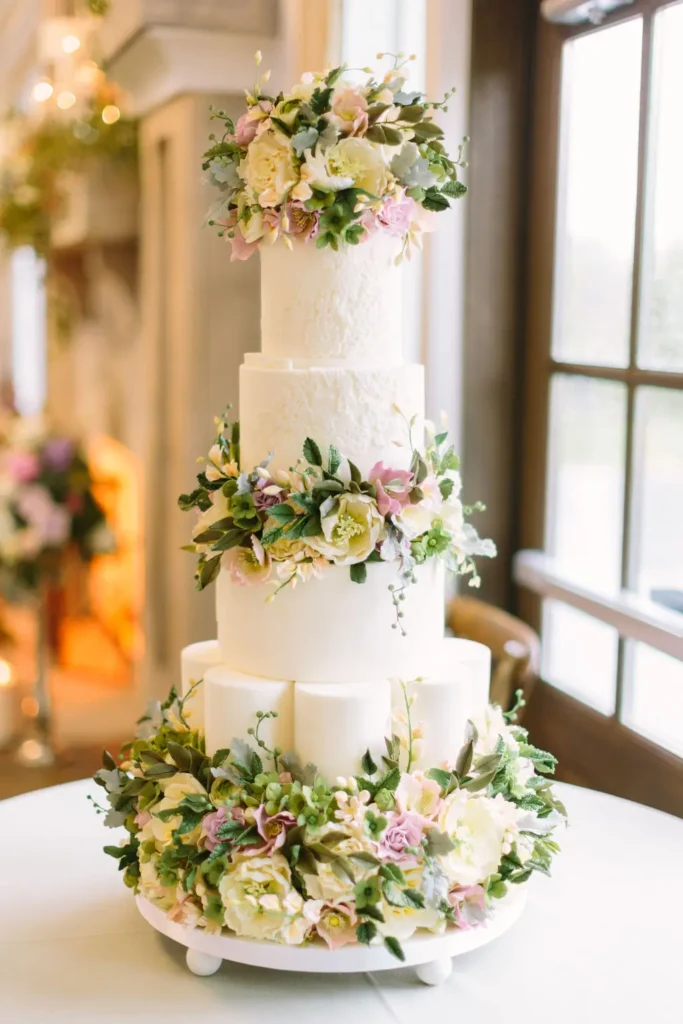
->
[[1, 779, 682, 1023]]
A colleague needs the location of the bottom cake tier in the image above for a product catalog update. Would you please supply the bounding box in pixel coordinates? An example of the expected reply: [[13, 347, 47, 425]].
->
[[181, 635, 492, 779]]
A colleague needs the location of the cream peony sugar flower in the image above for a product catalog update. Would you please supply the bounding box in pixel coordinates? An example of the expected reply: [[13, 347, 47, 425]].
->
[[219, 852, 309, 944], [437, 790, 519, 886], [238, 129, 299, 207], [139, 856, 176, 911], [306, 835, 376, 903], [291, 147, 354, 201], [327, 137, 393, 197], [308, 492, 385, 565], [147, 773, 209, 846]]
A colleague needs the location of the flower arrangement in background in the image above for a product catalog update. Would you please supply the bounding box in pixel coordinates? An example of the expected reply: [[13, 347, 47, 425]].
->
[[178, 410, 495, 626], [203, 53, 468, 261], [0, 414, 114, 595], [0, 80, 137, 256], [94, 685, 565, 959]]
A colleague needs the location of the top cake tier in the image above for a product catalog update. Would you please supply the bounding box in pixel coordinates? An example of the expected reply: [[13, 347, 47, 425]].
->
[[260, 233, 403, 367]]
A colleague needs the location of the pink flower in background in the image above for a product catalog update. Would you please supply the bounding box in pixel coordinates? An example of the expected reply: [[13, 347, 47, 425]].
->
[[16, 485, 70, 547], [369, 462, 413, 518], [327, 87, 369, 136], [42, 437, 75, 471], [201, 806, 245, 851], [378, 810, 424, 863], [5, 450, 40, 482], [134, 810, 151, 828]]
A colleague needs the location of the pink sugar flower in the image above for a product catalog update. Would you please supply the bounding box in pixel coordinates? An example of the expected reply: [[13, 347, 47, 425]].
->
[[201, 806, 245, 851], [229, 230, 260, 262], [134, 810, 152, 828], [250, 805, 297, 856], [314, 902, 358, 950], [448, 885, 487, 929], [376, 194, 417, 237], [378, 810, 424, 863], [327, 87, 369, 136], [369, 462, 414, 518]]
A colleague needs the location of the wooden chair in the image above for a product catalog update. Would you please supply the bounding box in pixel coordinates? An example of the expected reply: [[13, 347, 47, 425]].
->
[[446, 596, 541, 718]]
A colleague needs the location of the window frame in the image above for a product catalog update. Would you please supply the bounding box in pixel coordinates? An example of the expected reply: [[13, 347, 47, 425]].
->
[[517, 0, 683, 746]]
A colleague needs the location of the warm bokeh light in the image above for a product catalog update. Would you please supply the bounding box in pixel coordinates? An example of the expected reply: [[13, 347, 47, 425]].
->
[[57, 90, 76, 110], [32, 80, 54, 103], [61, 34, 81, 54], [101, 104, 121, 125], [0, 660, 13, 687]]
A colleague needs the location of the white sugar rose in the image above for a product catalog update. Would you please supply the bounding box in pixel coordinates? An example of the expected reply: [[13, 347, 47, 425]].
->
[[327, 137, 392, 197], [238, 129, 299, 207], [305, 835, 375, 902], [219, 852, 309, 944], [378, 865, 445, 941], [308, 493, 385, 565], [437, 791, 518, 886]]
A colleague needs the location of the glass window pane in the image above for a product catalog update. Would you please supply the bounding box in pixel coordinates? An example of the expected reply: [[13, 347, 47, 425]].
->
[[638, 2, 683, 371], [622, 642, 683, 756], [629, 387, 683, 610], [552, 19, 642, 367], [542, 599, 618, 715], [546, 374, 627, 590]]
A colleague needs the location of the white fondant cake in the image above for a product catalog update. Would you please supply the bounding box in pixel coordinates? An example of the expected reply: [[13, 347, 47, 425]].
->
[[260, 233, 403, 366], [180, 238, 492, 779], [216, 559, 445, 683]]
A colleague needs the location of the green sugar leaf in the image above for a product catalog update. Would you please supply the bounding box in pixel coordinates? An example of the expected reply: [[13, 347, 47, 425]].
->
[[349, 562, 368, 585], [303, 437, 323, 466]]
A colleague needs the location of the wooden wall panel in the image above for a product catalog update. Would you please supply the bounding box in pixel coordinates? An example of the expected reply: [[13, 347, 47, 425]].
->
[[463, 0, 537, 609]]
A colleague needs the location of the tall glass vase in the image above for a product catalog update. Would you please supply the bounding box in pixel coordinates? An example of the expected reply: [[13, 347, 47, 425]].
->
[[15, 586, 58, 768]]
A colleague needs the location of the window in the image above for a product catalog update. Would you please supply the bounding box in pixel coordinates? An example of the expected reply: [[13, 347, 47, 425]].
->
[[10, 246, 46, 416], [517, 1, 683, 758]]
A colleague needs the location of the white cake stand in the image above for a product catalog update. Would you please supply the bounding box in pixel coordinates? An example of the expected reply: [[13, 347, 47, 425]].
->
[[136, 884, 527, 986]]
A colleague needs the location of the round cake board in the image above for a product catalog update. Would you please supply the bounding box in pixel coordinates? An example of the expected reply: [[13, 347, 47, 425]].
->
[[136, 884, 527, 986]]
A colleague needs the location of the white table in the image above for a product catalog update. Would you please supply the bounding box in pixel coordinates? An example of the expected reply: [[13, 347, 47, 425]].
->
[[1, 780, 681, 1023]]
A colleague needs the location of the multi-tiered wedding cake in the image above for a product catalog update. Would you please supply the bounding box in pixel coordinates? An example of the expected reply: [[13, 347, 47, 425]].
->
[[95, 57, 564, 971]]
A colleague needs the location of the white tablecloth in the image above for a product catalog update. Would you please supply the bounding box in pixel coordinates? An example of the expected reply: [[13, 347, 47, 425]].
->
[[1, 779, 682, 1023]]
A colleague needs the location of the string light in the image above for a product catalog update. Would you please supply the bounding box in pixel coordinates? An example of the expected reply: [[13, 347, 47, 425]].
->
[[101, 104, 120, 125], [33, 80, 54, 103], [61, 34, 81, 54], [57, 90, 77, 110]]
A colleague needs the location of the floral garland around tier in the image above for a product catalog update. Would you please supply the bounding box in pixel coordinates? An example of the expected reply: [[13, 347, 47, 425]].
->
[[178, 411, 495, 628], [0, 414, 115, 595], [93, 684, 566, 960], [203, 53, 467, 260]]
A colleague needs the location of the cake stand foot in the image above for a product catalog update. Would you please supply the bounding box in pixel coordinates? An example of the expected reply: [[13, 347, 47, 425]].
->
[[186, 948, 222, 976], [415, 956, 453, 986]]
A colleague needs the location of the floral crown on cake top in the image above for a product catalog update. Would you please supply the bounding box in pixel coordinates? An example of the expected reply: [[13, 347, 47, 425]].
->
[[202, 52, 468, 261], [178, 410, 495, 626]]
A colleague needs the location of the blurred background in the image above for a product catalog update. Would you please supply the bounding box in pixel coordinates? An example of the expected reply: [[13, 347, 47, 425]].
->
[[0, 0, 680, 815]]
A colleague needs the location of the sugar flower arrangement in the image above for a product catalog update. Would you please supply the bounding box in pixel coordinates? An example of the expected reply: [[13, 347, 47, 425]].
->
[[0, 413, 114, 594], [178, 410, 495, 626], [202, 52, 467, 261], [94, 684, 565, 960]]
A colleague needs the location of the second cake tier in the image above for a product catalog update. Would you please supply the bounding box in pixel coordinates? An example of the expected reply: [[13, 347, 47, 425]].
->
[[216, 559, 445, 683]]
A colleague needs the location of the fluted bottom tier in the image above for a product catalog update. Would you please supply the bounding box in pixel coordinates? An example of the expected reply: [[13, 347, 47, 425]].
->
[[181, 636, 491, 780], [216, 561, 445, 684]]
